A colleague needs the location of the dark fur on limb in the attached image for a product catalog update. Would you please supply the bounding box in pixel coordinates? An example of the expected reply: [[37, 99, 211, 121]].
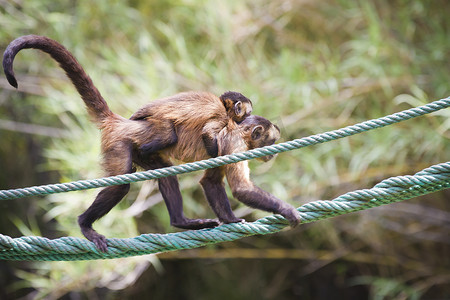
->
[[3, 35, 300, 251]]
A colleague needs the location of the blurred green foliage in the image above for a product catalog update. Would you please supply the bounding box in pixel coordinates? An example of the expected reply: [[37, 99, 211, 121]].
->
[[0, 0, 449, 299]]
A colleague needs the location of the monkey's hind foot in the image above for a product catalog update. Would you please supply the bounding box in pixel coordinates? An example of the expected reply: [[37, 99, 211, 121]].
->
[[172, 218, 220, 230], [221, 217, 245, 224], [80, 227, 108, 252]]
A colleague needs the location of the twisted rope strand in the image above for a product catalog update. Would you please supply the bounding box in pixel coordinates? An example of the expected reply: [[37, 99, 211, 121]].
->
[[0, 97, 448, 261], [0, 161, 448, 261], [0, 97, 448, 200]]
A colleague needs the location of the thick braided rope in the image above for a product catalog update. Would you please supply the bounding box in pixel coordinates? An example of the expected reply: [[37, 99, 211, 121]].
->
[[0, 97, 449, 200], [0, 161, 448, 261]]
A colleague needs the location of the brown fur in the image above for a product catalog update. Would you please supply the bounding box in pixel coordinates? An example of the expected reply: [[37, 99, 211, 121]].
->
[[3, 35, 112, 123], [213, 116, 299, 223], [130, 92, 227, 162], [130, 91, 253, 162], [3, 35, 300, 252], [220, 91, 253, 122]]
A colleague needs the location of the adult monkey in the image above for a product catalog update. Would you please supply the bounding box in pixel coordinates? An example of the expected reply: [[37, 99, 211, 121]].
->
[[3, 35, 300, 251]]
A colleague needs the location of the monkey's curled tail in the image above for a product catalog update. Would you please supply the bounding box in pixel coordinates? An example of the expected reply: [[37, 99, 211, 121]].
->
[[3, 35, 113, 125]]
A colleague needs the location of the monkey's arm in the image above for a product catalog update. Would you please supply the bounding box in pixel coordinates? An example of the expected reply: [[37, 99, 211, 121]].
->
[[133, 154, 220, 230], [200, 167, 243, 224], [224, 161, 300, 227], [202, 134, 218, 157], [201, 120, 226, 157]]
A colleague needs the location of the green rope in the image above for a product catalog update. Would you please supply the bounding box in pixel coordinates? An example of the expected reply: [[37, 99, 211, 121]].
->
[[0, 97, 448, 261], [0, 161, 448, 261], [0, 97, 449, 200]]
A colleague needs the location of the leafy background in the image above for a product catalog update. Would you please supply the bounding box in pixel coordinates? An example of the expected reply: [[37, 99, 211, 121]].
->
[[0, 0, 449, 299]]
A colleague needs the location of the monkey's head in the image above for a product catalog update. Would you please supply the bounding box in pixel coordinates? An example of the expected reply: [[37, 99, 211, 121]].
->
[[220, 91, 253, 123], [240, 115, 281, 162]]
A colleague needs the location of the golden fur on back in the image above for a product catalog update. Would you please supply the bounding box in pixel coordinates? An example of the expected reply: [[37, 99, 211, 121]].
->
[[4, 35, 301, 252], [130, 91, 228, 162]]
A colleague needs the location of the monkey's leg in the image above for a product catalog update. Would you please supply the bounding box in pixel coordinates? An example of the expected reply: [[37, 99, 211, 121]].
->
[[78, 185, 130, 251], [139, 122, 178, 156], [200, 167, 243, 224], [140, 137, 177, 155], [78, 143, 133, 252], [136, 155, 220, 229]]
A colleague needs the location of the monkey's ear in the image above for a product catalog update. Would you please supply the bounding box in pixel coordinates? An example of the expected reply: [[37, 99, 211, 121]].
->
[[251, 125, 264, 140], [234, 101, 243, 117]]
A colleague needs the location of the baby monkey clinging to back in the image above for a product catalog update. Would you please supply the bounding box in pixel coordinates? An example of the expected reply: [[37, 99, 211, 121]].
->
[[130, 90, 253, 161], [3, 35, 300, 251]]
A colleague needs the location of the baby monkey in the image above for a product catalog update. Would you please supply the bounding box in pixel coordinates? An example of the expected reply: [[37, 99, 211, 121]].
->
[[130, 90, 253, 160], [3, 35, 300, 251]]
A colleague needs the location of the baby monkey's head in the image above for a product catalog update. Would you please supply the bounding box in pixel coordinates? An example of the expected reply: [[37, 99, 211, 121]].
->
[[220, 91, 253, 123]]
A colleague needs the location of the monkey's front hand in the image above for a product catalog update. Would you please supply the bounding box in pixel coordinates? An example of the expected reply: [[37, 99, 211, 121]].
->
[[280, 205, 301, 228]]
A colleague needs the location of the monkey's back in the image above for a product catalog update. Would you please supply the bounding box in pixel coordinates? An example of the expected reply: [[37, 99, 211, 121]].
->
[[130, 91, 228, 162], [131, 91, 225, 121]]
